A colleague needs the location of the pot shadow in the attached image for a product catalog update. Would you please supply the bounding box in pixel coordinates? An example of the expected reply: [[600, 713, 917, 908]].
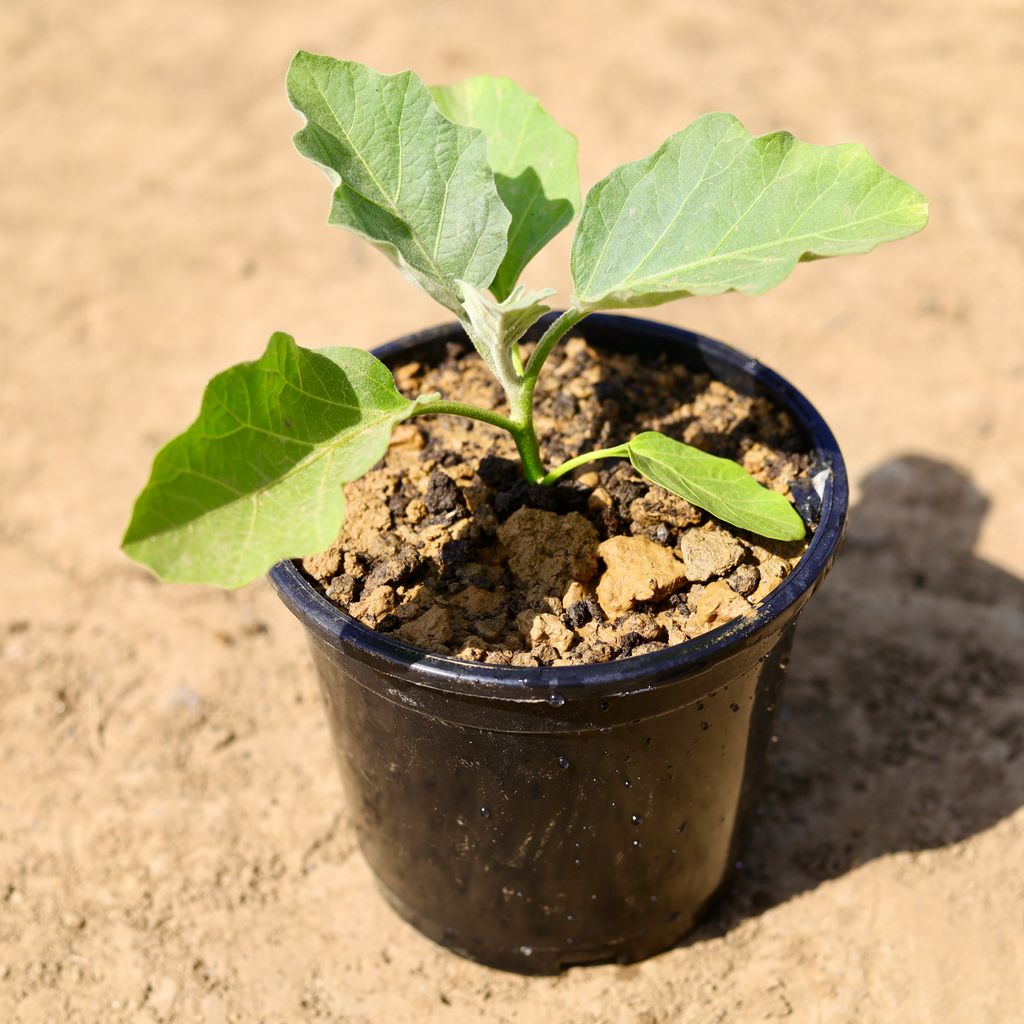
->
[[689, 454, 1024, 938]]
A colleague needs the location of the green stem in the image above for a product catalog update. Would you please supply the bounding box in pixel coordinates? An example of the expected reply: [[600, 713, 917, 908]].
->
[[409, 399, 547, 484], [522, 307, 587, 389], [412, 308, 590, 486], [539, 443, 630, 486], [512, 422, 547, 484], [409, 399, 519, 435], [506, 307, 590, 485]]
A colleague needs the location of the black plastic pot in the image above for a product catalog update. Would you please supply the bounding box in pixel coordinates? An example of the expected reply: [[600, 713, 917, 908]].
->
[[269, 313, 848, 973]]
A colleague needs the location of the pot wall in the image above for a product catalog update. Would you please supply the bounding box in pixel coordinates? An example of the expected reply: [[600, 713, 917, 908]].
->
[[269, 314, 848, 973], [308, 621, 795, 972]]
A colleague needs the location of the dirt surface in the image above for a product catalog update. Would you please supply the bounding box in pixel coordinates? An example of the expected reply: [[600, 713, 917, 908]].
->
[[2, 1, 1023, 1021], [303, 337, 808, 663]]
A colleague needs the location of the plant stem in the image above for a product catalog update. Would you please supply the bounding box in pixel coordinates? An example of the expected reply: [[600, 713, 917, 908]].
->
[[539, 444, 630, 486], [500, 307, 590, 485], [409, 398, 548, 483], [512, 419, 547, 484], [411, 308, 590, 487]]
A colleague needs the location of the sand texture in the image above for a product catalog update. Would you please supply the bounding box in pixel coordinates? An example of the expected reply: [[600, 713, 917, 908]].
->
[[2, 1, 1022, 1021]]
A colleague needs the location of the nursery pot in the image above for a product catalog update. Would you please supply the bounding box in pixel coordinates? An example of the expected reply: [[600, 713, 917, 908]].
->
[[269, 313, 848, 973]]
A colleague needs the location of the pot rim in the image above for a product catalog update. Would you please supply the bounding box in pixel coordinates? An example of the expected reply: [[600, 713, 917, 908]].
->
[[269, 312, 848, 699]]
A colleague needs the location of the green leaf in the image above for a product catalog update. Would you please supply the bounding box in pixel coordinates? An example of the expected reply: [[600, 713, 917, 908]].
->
[[625, 431, 806, 541], [287, 52, 511, 314], [458, 280, 555, 396], [122, 333, 435, 588], [432, 75, 580, 300], [571, 113, 929, 311]]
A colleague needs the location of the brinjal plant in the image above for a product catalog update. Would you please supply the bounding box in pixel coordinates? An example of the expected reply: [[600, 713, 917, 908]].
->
[[122, 52, 928, 587]]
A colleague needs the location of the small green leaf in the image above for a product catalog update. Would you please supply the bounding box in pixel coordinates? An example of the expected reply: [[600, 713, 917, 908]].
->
[[625, 431, 806, 541], [122, 333, 435, 587], [572, 113, 929, 311], [432, 75, 580, 300], [287, 52, 511, 314], [458, 280, 555, 396]]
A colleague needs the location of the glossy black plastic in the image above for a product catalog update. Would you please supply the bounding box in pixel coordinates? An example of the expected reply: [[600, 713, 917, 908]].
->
[[269, 314, 848, 973]]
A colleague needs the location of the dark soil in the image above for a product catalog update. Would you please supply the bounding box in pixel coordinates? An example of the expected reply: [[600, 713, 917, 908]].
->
[[303, 332, 812, 665]]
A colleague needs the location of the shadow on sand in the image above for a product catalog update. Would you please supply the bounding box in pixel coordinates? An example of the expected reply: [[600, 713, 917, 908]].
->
[[693, 454, 1024, 935]]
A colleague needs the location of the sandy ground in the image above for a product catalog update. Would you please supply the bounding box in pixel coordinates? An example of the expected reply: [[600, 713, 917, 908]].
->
[[2, 0, 1023, 1020]]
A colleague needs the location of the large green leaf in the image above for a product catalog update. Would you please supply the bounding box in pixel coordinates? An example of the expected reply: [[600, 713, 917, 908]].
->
[[432, 75, 580, 300], [571, 113, 929, 311], [287, 52, 511, 314], [122, 333, 435, 587], [626, 431, 806, 541], [458, 280, 554, 397]]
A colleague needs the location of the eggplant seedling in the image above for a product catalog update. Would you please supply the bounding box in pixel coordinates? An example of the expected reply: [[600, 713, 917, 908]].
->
[[123, 52, 928, 588]]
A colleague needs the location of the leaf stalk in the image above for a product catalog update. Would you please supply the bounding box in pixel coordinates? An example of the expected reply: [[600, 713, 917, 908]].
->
[[539, 444, 630, 486], [409, 400, 519, 435], [522, 308, 587, 390]]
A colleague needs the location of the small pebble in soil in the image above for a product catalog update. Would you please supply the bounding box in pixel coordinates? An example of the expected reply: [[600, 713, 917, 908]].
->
[[727, 563, 761, 597], [325, 573, 358, 604], [423, 470, 467, 516], [361, 545, 422, 592], [565, 601, 592, 629]]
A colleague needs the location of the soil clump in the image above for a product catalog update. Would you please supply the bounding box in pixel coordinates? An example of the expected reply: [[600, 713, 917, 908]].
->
[[303, 335, 811, 664]]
